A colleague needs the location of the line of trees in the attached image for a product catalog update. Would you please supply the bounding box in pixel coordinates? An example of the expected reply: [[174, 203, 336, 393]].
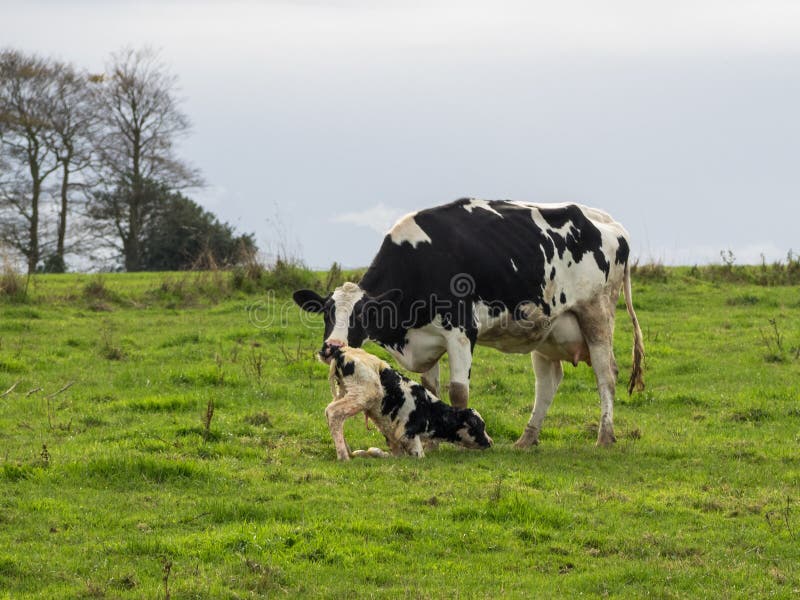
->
[[0, 47, 255, 273]]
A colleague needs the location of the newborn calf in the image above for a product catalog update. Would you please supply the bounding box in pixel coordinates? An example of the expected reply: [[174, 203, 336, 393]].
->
[[321, 344, 493, 460]]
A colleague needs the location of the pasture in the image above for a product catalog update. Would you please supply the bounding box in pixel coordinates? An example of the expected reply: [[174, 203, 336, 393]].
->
[[1, 269, 799, 598]]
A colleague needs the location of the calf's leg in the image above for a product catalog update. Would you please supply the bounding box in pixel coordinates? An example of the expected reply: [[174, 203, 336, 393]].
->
[[325, 394, 367, 460]]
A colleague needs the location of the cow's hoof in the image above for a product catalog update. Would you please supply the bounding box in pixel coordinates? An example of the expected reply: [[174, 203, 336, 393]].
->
[[513, 435, 539, 449], [596, 432, 617, 447]]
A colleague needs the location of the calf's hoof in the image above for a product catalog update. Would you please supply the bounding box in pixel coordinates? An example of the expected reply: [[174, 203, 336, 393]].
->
[[351, 447, 390, 459]]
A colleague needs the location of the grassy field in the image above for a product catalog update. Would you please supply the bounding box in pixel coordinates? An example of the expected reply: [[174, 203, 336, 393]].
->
[[1, 269, 799, 598]]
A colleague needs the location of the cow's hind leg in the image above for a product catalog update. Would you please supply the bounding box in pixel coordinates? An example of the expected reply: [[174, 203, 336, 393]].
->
[[575, 300, 619, 447], [515, 351, 563, 448]]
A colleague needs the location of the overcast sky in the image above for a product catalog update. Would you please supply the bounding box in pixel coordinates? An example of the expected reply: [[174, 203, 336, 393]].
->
[[3, 0, 799, 267]]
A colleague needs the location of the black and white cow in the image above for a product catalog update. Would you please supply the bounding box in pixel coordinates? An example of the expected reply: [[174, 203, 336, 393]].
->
[[294, 198, 645, 447]]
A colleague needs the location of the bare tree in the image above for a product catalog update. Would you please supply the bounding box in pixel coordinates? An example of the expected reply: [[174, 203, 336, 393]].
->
[[0, 49, 60, 273], [45, 64, 98, 272], [88, 47, 201, 271]]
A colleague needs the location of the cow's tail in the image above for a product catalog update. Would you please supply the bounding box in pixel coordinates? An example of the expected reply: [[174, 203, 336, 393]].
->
[[623, 262, 645, 394]]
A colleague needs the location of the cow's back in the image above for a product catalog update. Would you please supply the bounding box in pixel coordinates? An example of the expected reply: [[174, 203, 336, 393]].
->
[[360, 199, 630, 327]]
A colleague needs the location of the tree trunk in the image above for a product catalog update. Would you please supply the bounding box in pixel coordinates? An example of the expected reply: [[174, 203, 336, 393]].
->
[[28, 178, 40, 274], [56, 158, 69, 264], [124, 181, 142, 272]]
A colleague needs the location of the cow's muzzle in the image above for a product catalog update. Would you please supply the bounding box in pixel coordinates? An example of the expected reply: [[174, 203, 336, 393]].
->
[[319, 339, 345, 363]]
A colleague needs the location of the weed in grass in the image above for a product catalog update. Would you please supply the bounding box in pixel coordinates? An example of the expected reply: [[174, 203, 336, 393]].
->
[[109, 574, 138, 591], [161, 556, 173, 600], [726, 294, 760, 306], [765, 497, 797, 541], [245, 345, 266, 386], [729, 408, 771, 423], [99, 323, 125, 361], [245, 411, 272, 427], [202, 398, 215, 442], [759, 318, 788, 363], [39, 444, 50, 468], [83, 275, 113, 302], [278, 338, 305, 364]]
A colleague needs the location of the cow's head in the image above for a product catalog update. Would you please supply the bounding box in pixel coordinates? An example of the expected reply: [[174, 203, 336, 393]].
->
[[454, 409, 493, 450], [293, 282, 402, 355]]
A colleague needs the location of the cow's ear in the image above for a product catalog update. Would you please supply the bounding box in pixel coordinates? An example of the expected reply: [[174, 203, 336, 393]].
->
[[372, 288, 403, 307], [293, 289, 326, 313]]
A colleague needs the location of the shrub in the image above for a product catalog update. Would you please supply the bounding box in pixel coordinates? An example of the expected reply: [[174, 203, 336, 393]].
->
[[0, 265, 28, 302], [262, 259, 321, 293], [630, 260, 668, 283]]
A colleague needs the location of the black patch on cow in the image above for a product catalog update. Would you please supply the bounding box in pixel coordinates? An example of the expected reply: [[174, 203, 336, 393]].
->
[[549, 267, 556, 281], [560, 291, 567, 304], [379, 368, 406, 421], [540, 205, 610, 279], [615, 236, 630, 265]]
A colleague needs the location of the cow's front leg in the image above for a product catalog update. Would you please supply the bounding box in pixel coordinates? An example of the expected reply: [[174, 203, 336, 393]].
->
[[446, 331, 473, 409], [421, 362, 440, 397], [515, 351, 564, 448], [325, 394, 366, 460]]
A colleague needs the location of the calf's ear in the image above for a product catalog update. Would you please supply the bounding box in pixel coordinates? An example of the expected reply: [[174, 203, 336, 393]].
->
[[293, 289, 326, 313]]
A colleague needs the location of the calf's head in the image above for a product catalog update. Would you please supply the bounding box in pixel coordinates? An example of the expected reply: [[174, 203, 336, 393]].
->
[[454, 409, 493, 450], [293, 282, 402, 353]]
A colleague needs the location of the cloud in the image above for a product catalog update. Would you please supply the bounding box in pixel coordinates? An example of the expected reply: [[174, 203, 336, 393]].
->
[[332, 203, 404, 234]]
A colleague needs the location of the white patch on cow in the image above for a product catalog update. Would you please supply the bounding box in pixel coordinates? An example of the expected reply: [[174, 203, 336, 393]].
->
[[391, 384, 420, 440], [389, 212, 432, 248], [327, 282, 365, 344], [462, 198, 503, 217], [510, 258, 518, 272], [388, 317, 447, 372]]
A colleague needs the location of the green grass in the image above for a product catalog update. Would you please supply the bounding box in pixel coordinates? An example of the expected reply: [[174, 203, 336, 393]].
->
[[1, 270, 799, 598]]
